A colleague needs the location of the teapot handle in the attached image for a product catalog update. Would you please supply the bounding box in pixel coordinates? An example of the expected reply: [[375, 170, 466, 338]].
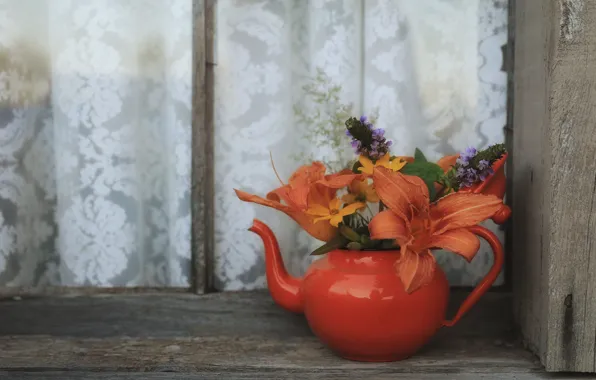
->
[[442, 225, 504, 327]]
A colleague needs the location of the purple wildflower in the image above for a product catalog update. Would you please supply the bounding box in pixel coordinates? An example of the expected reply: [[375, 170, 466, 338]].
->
[[456, 166, 479, 188], [461, 147, 477, 161], [478, 168, 494, 181], [345, 115, 394, 160], [372, 128, 385, 138], [477, 159, 493, 181]]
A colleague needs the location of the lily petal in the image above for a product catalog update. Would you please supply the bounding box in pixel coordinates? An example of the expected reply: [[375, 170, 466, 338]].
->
[[427, 228, 479, 262], [437, 154, 459, 173], [283, 162, 328, 210], [288, 161, 326, 187], [396, 249, 436, 294], [369, 210, 409, 245], [431, 193, 503, 235], [372, 167, 429, 221], [318, 169, 361, 188], [235, 189, 337, 242], [307, 184, 335, 209]]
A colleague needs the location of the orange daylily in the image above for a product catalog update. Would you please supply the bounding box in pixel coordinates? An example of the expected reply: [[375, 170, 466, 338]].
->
[[235, 162, 360, 242], [437, 154, 459, 173], [306, 198, 366, 227], [358, 154, 406, 175], [267, 162, 360, 211], [368, 167, 503, 293], [342, 178, 379, 205]]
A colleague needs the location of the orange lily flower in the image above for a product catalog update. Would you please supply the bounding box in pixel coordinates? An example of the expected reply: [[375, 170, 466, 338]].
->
[[235, 162, 360, 242], [267, 163, 360, 211], [358, 154, 406, 175], [368, 167, 503, 293], [436, 154, 459, 173], [306, 198, 366, 227], [342, 178, 379, 205]]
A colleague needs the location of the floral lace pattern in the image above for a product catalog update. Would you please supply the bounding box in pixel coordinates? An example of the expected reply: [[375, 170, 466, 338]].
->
[[215, 0, 508, 290], [0, 0, 192, 286]]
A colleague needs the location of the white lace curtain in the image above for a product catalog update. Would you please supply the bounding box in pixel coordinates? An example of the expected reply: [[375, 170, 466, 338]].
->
[[0, 0, 192, 286], [0, 0, 507, 290], [214, 0, 508, 290]]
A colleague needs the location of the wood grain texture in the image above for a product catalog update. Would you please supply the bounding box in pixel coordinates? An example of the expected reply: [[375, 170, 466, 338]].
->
[[504, 0, 516, 291], [0, 372, 575, 380], [191, 0, 216, 294], [0, 291, 549, 378], [0, 287, 189, 297], [513, 0, 596, 372], [512, 0, 553, 363]]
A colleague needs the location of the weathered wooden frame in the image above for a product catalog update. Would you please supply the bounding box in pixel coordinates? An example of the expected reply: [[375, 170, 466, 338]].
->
[[511, 0, 596, 373], [191, 0, 216, 294]]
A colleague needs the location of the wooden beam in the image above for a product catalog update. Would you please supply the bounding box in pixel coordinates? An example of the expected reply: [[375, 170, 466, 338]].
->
[[191, 0, 216, 294], [0, 291, 550, 378], [512, 0, 596, 372]]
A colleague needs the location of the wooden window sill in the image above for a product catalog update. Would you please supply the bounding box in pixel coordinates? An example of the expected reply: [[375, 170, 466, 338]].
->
[[0, 291, 547, 379]]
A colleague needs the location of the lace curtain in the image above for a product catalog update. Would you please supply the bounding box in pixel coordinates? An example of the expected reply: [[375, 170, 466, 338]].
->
[[215, 0, 508, 290], [0, 0, 192, 286], [0, 0, 507, 290]]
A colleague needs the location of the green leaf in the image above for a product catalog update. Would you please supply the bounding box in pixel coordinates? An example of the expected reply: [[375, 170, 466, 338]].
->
[[339, 225, 362, 242], [401, 161, 443, 198], [426, 181, 437, 200], [347, 242, 363, 251], [414, 148, 428, 162], [401, 161, 443, 178], [310, 235, 349, 256]]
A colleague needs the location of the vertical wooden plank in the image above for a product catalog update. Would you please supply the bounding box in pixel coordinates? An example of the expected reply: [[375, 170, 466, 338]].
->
[[503, 0, 515, 291], [513, 0, 596, 372], [191, 0, 215, 294], [204, 0, 216, 293], [512, 0, 553, 362], [546, 0, 596, 372]]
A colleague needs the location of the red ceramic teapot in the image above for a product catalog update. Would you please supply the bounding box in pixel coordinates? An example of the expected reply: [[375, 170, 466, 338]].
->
[[249, 219, 504, 362]]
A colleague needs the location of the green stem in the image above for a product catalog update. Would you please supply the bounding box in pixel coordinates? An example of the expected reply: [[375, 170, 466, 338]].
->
[[357, 212, 369, 224]]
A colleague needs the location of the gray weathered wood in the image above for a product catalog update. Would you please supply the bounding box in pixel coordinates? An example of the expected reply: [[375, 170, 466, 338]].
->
[[0, 372, 575, 380], [191, 0, 216, 294], [0, 286, 189, 297], [0, 291, 552, 378], [503, 0, 515, 291], [512, 0, 596, 372], [0, 291, 507, 338]]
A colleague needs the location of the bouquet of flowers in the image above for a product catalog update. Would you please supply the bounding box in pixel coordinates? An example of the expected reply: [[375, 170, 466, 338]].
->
[[235, 116, 508, 293]]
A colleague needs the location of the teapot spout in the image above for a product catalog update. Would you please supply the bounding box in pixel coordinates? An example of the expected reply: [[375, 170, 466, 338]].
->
[[249, 219, 303, 313]]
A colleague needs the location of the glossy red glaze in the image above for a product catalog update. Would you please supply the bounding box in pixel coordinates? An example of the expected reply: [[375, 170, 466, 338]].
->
[[249, 219, 505, 362]]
